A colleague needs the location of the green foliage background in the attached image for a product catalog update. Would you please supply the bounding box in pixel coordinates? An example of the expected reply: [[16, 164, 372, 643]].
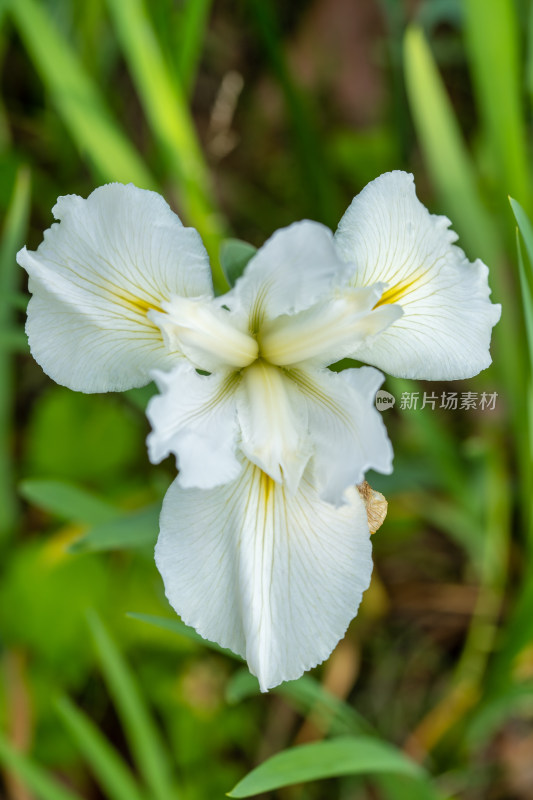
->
[[1, 0, 533, 798]]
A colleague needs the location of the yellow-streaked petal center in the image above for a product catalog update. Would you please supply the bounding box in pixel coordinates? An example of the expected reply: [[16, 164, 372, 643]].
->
[[373, 273, 423, 308], [259, 287, 395, 366]]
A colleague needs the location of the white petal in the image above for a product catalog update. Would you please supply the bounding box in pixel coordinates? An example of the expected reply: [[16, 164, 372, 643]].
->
[[17, 183, 213, 392], [155, 461, 373, 691], [228, 221, 353, 327], [236, 361, 311, 492], [334, 171, 501, 379], [288, 366, 393, 505], [151, 296, 257, 371], [146, 362, 242, 489], [260, 285, 402, 367]]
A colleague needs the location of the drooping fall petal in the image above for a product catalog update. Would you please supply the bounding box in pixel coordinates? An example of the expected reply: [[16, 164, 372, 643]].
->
[[155, 460, 373, 691]]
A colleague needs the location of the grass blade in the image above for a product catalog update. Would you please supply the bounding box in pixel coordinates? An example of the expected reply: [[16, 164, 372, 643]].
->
[[55, 695, 146, 800], [403, 24, 527, 501], [176, 0, 213, 95], [227, 736, 437, 798], [226, 668, 371, 736], [509, 198, 533, 527], [10, 0, 155, 188], [0, 732, 83, 800], [0, 165, 30, 540], [403, 24, 499, 263], [87, 610, 176, 800], [104, 0, 228, 293], [464, 0, 530, 212]]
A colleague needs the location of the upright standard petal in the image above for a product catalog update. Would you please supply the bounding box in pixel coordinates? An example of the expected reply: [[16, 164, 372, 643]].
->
[[334, 171, 501, 379], [228, 221, 353, 328], [155, 461, 373, 691], [146, 362, 242, 489], [18, 183, 213, 392], [289, 366, 393, 505], [260, 286, 402, 367]]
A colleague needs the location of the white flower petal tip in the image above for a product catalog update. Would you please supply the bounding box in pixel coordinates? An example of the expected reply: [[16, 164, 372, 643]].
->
[[18, 183, 213, 393], [146, 363, 241, 489], [155, 461, 373, 692], [334, 171, 501, 380], [229, 219, 355, 323]]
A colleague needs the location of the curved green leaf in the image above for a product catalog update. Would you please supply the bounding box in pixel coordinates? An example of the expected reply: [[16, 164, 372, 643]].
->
[[19, 479, 119, 525], [228, 736, 436, 798], [55, 695, 146, 800], [0, 732, 83, 800], [70, 505, 160, 553]]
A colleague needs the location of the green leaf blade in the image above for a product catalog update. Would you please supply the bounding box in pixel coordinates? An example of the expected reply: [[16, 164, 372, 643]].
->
[[10, 0, 155, 188], [69, 504, 160, 553], [0, 733, 83, 800], [403, 24, 499, 263], [227, 736, 435, 798], [104, 0, 228, 292], [87, 611, 176, 800], [0, 165, 31, 539], [464, 0, 530, 212], [19, 479, 120, 525], [55, 695, 147, 800]]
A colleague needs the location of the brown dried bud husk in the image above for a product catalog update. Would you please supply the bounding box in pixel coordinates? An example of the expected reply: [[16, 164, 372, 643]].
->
[[356, 481, 387, 534]]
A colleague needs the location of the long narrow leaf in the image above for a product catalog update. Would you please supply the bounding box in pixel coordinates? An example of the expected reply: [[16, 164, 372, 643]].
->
[[403, 25, 499, 263], [227, 737, 438, 798], [509, 198, 533, 513], [404, 23, 526, 494], [104, 0, 228, 292], [0, 166, 30, 539], [464, 0, 530, 212], [176, 0, 213, 94], [87, 611, 176, 800], [55, 695, 146, 800], [0, 732, 83, 800], [10, 0, 155, 188]]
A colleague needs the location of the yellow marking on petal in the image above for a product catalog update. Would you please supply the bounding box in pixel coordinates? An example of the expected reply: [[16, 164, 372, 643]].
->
[[374, 275, 421, 307], [124, 294, 161, 315], [259, 470, 275, 505], [106, 284, 162, 317]]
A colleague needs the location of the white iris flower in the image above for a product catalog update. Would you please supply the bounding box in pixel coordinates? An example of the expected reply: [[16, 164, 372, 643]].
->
[[17, 171, 500, 690]]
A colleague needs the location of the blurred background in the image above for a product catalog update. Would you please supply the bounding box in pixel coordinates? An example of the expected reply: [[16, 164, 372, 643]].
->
[[1, 0, 533, 798]]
